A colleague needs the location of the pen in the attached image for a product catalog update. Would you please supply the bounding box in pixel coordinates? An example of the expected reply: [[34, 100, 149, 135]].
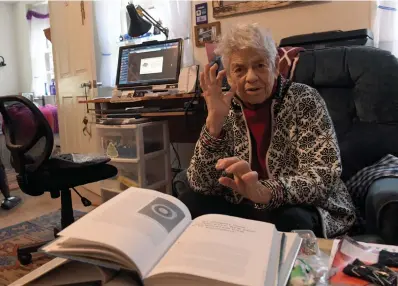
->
[[279, 233, 286, 275]]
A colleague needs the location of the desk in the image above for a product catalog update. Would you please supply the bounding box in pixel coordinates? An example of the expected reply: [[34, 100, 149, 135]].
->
[[79, 93, 206, 143]]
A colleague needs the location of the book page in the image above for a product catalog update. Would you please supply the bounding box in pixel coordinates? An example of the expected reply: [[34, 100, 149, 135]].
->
[[9, 258, 68, 286], [29, 260, 115, 285], [278, 233, 302, 286], [148, 214, 280, 285], [53, 188, 192, 278]]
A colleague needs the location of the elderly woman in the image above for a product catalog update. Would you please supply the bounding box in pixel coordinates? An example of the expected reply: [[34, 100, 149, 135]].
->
[[182, 24, 356, 238]]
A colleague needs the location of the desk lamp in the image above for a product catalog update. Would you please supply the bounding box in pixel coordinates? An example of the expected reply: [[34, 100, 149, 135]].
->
[[126, 3, 169, 40]]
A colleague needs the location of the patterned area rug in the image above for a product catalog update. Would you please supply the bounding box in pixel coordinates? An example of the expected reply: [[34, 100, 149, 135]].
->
[[0, 210, 85, 286]]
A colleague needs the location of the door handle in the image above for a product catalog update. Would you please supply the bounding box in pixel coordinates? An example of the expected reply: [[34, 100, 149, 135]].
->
[[93, 80, 102, 88], [80, 81, 92, 89]]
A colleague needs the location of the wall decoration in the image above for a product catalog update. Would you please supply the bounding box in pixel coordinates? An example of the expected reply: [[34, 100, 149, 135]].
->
[[212, 1, 298, 18], [195, 2, 208, 25], [195, 21, 221, 47]]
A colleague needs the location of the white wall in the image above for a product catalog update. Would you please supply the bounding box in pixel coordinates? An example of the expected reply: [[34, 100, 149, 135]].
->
[[0, 3, 19, 96], [13, 2, 32, 93], [192, 1, 374, 66]]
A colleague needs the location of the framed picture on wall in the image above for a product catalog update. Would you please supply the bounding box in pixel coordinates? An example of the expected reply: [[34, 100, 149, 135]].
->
[[212, 1, 298, 18], [194, 21, 221, 47]]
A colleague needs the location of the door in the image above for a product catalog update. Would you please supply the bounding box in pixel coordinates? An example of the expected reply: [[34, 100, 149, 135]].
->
[[49, 1, 101, 195]]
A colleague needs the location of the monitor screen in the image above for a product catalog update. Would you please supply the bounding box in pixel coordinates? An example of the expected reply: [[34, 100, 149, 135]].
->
[[116, 39, 182, 89]]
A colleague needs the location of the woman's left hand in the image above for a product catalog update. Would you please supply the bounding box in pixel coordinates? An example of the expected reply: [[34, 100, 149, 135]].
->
[[216, 157, 272, 204]]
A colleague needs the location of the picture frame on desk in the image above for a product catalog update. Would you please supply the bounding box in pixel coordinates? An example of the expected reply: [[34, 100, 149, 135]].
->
[[194, 22, 221, 47]]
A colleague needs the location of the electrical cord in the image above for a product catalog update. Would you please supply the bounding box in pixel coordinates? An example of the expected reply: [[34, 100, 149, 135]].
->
[[184, 65, 201, 131], [171, 142, 182, 196], [72, 187, 92, 207], [171, 142, 181, 170]]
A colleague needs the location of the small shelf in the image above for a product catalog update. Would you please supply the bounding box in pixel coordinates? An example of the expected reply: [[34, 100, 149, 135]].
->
[[109, 150, 166, 164], [101, 186, 123, 194], [79, 93, 196, 104], [97, 124, 139, 129], [144, 150, 166, 160], [147, 180, 167, 190], [110, 157, 139, 163], [98, 120, 171, 196], [96, 121, 155, 129], [141, 111, 193, 117]]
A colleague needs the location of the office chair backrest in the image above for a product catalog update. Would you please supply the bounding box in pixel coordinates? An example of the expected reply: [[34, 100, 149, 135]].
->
[[0, 96, 54, 175]]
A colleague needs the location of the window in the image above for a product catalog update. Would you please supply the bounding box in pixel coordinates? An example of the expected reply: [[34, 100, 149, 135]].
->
[[28, 3, 53, 96], [93, 0, 192, 94]]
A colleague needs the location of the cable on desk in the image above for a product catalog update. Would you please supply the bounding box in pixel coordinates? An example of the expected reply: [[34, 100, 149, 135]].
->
[[171, 143, 181, 170], [171, 142, 182, 196]]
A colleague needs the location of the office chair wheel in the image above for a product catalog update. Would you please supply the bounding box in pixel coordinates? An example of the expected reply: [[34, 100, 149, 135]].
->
[[54, 227, 60, 237], [18, 253, 32, 265]]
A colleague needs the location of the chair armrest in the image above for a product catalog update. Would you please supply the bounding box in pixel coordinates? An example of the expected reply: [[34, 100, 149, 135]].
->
[[365, 178, 398, 244], [172, 169, 192, 197]]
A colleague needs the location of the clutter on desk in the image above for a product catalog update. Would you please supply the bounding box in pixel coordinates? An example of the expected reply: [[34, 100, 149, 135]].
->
[[343, 259, 397, 285], [328, 236, 398, 286], [288, 230, 329, 286], [289, 258, 316, 286]]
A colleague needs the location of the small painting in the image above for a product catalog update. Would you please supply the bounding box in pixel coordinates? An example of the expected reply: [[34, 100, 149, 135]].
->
[[195, 22, 221, 48], [212, 1, 298, 18]]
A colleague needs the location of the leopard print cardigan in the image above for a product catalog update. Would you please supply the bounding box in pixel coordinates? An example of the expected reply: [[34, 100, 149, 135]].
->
[[187, 78, 356, 238]]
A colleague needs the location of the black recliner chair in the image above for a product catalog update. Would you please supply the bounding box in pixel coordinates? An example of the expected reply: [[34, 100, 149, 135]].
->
[[174, 46, 398, 244], [0, 96, 118, 264]]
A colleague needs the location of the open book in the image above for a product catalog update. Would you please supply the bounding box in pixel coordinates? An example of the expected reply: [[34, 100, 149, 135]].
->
[[38, 188, 301, 286]]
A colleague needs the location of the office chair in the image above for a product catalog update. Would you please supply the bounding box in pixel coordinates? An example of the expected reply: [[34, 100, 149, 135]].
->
[[0, 160, 22, 210], [0, 96, 118, 265]]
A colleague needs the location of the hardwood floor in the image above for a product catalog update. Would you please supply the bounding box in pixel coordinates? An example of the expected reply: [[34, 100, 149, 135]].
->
[[0, 187, 102, 228]]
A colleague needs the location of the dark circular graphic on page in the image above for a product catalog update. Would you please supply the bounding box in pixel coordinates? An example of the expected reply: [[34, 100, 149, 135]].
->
[[138, 197, 185, 233], [151, 204, 177, 220]]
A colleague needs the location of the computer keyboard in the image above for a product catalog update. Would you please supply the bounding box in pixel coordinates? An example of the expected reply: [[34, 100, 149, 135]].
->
[[106, 107, 194, 118]]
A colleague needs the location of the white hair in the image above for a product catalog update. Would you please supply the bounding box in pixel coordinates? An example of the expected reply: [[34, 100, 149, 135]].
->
[[215, 23, 277, 72]]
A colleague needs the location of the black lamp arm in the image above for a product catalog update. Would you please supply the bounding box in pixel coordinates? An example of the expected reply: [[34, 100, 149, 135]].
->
[[136, 5, 169, 40]]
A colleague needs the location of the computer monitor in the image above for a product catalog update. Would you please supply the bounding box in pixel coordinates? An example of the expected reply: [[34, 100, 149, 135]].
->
[[116, 38, 182, 89]]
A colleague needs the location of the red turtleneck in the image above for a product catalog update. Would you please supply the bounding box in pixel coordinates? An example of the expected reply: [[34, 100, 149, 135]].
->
[[242, 80, 277, 180]]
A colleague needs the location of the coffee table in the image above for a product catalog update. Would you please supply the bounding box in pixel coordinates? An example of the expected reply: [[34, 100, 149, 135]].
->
[[318, 238, 334, 255]]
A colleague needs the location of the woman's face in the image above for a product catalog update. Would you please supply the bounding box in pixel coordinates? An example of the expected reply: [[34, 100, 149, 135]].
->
[[227, 47, 278, 105]]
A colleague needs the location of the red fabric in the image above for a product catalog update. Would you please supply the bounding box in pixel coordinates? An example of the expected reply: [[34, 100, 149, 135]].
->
[[242, 81, 277, 179], [277, 46, 304, 79], [39, 104, 59, 133]]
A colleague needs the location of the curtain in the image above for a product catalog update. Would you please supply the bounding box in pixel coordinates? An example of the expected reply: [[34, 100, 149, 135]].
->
[[373, 1, 398, 56], [93, 0, 121, 93], [94, 0, 193, 96], [28, 4, 50, 96], [153, 0, 193, 67]]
